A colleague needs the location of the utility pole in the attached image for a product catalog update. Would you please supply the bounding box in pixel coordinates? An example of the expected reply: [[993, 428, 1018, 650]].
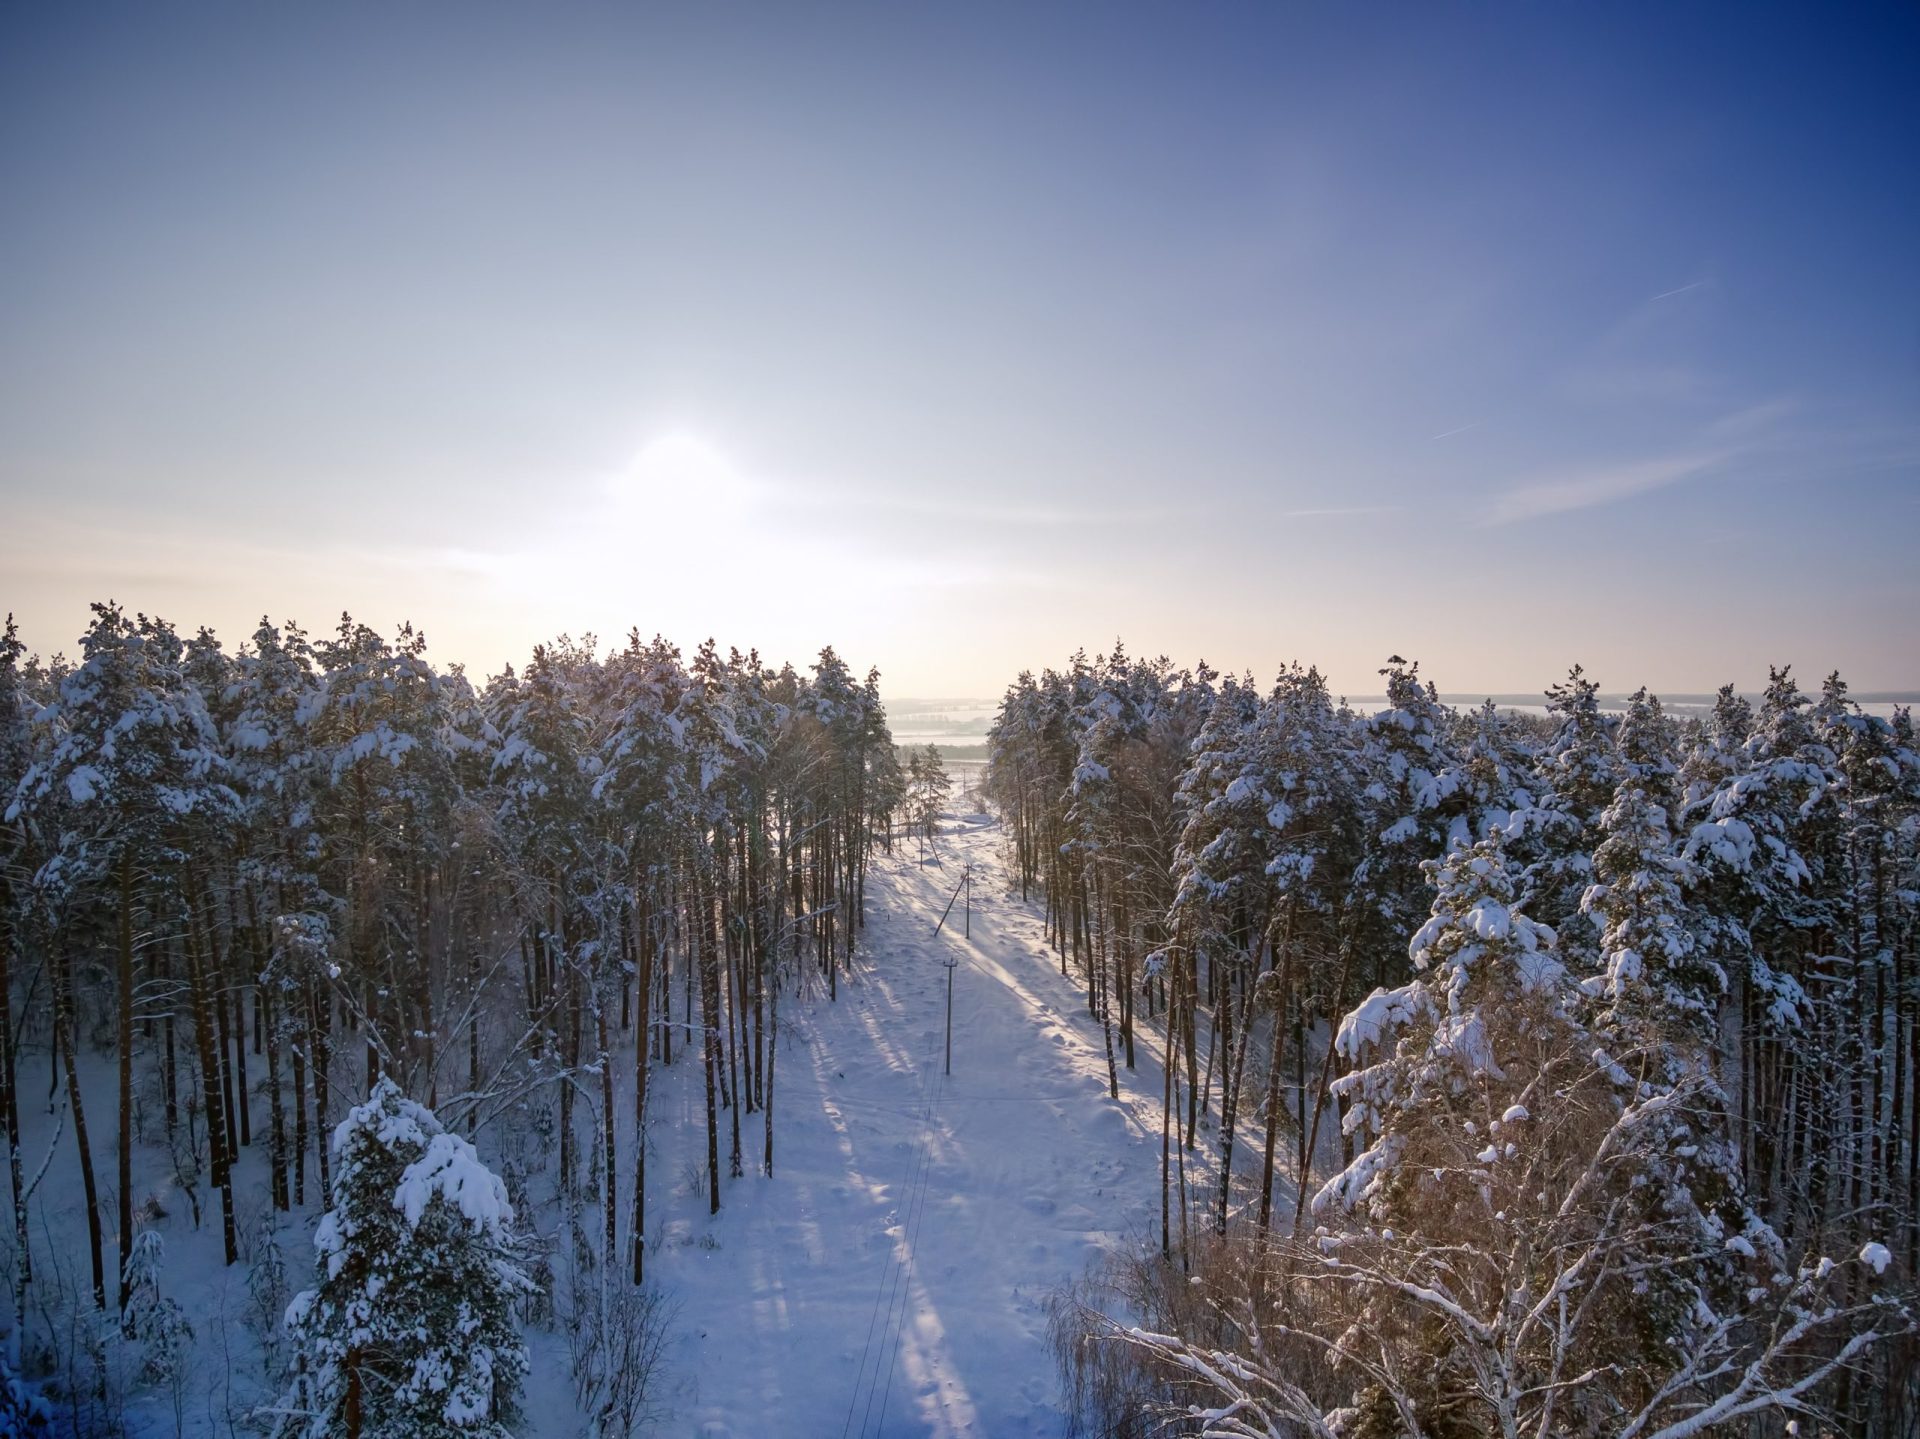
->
[[944, 955, 956, 1075], [932, 863, 973, 1076]]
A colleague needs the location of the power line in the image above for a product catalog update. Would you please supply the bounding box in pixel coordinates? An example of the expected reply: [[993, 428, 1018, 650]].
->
[[841, 1020, 944, 1439]]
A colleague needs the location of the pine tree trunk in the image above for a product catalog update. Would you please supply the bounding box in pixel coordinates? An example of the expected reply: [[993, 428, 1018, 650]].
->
[[1, 872, 32, 1319], [599, 998, 616, 1265], [751, 843, 766, 1112], [309, 981, 332, 1201], [204, 902, 240, 1165], [468, 934, 482, 1139], [557, 892, 576, 1200], [1100, 942, 1120, 1101], [1161, 998, 1176, 1261], [254, 889, 289, 1211], [163, 940, 179, 1138], [764, 961, 777, 1179], [1255, 959, 1290, 1234], [723, 843, 744, 1180], [699, 857, 723, 1216], [1172, 1053, 1191, 1271], [264, 976, 289, 1212], [1294, 991, 1309, 1195], [1295, 945, 1354, 1234], [1117, 887, 1136, 1069], [345, 1354, 363, 1439], [1183, 940, 1200, 1150], [659, 881, 674, 1067], [227, 877, 251, 1150], [1215, 958, 1244, 1236], [54, 942, 108, 1307], [116, 852, 135, 1310], [290, 1010, 308, 1208], [186, 883, 238, 1266], [631, 893, 653, 1285]]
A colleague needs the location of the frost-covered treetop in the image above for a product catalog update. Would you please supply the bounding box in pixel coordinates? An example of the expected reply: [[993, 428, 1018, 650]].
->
[[1583, 776, 1727, 1063], [325, 1078, 514, 1240], [1405, 835, 1564, 1005], [328, 1076, 438, 1164], [1542, 662, 1621, 823], [1320, 834, 1571, 1215], [7, 603, 234, 871], [282, 1077, 528, 1439]]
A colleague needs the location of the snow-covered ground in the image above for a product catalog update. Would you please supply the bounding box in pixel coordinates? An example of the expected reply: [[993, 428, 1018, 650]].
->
[[637, 810, 1166, 1437], [6, 808, 1171, 1436]]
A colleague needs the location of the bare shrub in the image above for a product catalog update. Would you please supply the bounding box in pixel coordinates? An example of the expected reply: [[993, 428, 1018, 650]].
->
[[566, 1276, 676, 1438]]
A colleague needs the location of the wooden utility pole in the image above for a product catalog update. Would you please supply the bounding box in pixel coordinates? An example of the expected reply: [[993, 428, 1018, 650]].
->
[[932, 864, 972, 1076], [944, 955, 956, 1076]]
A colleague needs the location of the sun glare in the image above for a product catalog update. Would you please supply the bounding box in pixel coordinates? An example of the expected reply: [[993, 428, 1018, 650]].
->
[[609, 432, 752, 521]]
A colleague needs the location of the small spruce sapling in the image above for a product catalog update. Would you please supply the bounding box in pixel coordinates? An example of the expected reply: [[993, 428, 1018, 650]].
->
[[275, 1078, 530, 1438]]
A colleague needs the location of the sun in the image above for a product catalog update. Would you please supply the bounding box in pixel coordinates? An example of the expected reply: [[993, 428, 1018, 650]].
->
[[607, 432, 751, 522]]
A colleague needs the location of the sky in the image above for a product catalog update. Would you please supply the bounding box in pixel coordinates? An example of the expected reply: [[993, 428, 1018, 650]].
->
[[2, 2, 1916, 700]]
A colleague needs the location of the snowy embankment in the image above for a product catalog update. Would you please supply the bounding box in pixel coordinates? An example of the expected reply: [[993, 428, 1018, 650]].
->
[[634, 809, 1167, 1438]]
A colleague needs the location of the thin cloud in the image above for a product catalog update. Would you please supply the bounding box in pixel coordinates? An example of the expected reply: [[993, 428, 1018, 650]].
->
[[1560, 279, 1718, 404], [803, 489, 1166, 528], [1562, 362, 1714, 406], [1649, 280, 1706, 301], [1702, 397, 1797, 441], [1283, 504, 1404, 518], [1483, 452, 1726, 526], [1483, 399, 1799, 526], [414, 546, 513, 579]]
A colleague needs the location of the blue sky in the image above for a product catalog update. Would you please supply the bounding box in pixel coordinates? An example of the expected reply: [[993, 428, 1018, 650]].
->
[[2, 2, 1915, 696]]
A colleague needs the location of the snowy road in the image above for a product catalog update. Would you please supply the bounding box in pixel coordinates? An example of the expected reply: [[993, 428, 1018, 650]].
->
[[644, 811, 1167, 1438]]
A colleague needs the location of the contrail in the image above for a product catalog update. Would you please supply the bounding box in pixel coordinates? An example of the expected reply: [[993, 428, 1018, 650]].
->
[[1430, 421, 1481, 441], [1650, 280, 1704, 301]]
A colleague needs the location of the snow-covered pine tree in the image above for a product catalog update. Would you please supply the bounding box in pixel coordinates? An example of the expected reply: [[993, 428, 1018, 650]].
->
[[1582, 750, 1783, 1356], [1313, 832, 1762, 1435], [310, 616, 459, 1090], [491, 637, 602, 1206], [1163, 676, 1270, 1237], [1585, 763, 1722, 1079], [592, 632, 693, 1279], [912, 742, 950, 840], [10, 603, 235, 1296], [1345, 656, 1463, 994], [982, 669, 1056, 900], [1452, 696, 1546, 844], [1522, 663, 1621, 972], [680, 640, 757, 1202], [1110, 831, 1905, 1439], [862, 682, 905, 857], [1815, 676, 1920, 1278], [276, 1078, 530, 1439], [0, 1340, 49, 1434], [1256, 665, 1366, 1230], [120, 1229, 193, 1388], [1679, 667, 1840, 1234], [1318, 831, 1573, 1223], [228, 618, 326, 1212], [1616, 686, 1680, 807]]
